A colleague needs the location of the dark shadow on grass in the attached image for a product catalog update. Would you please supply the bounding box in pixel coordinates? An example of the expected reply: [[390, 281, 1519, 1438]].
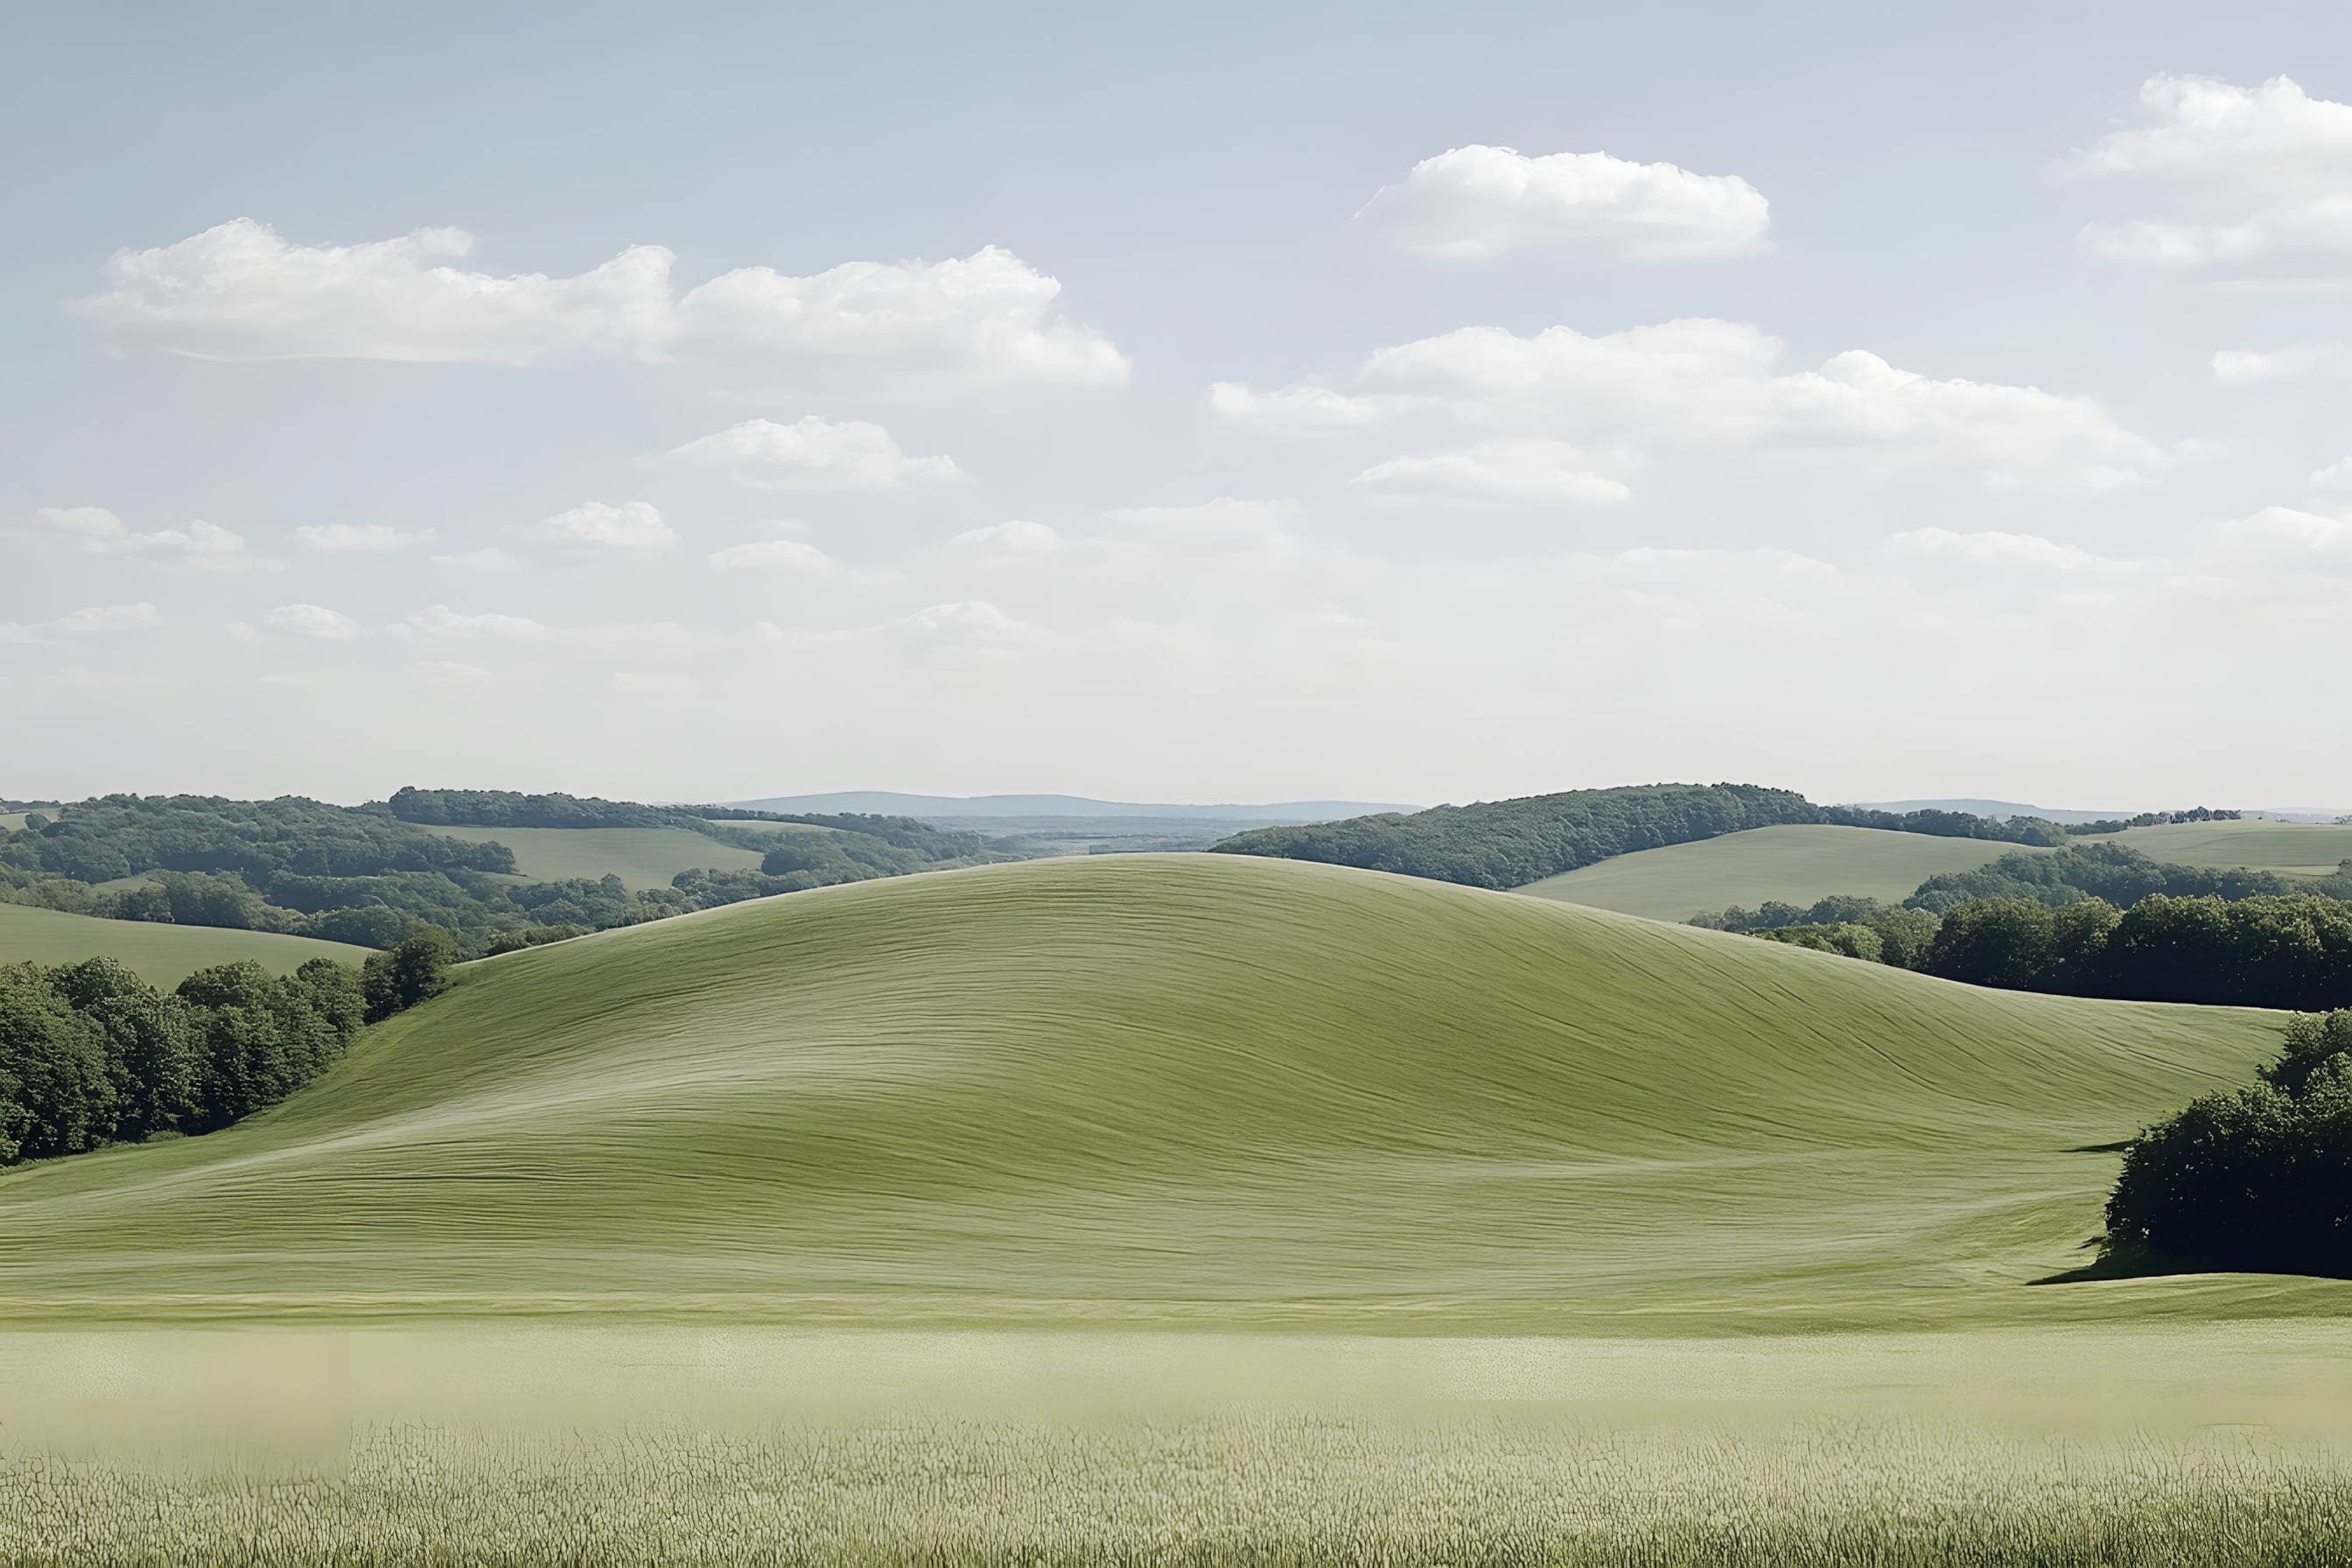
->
[[2032, 1240, 2352, 1286], [2064, 1139, 2137, 1154]]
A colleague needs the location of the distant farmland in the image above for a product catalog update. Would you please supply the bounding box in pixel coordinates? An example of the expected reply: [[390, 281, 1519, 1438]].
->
[[0, 900, 372, 984], [425, 823, 774, 887], [1515, 823, 2049, 921]]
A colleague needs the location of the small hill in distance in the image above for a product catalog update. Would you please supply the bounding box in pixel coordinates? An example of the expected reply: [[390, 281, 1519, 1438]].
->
[[729, 792, 1421, 856]]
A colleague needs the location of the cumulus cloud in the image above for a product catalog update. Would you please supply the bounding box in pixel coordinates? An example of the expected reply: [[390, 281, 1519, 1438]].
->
[[2311, 456, 2352, 489], [1362, 144, 1771, 260], [1354, 438, 1632, 504], [1217, 318, 2166, 494], [64, 220, 1125, 384], [943, 520, 1062, 556], [1207, 382, 1396, 431], [36, 506, 262, 568], [667, 416, 967, 488], [672, 246, 1128, 385], [263, 603, 366, 639], [708, 538, 836, 572], [297, 522, 436, 550], [387, 606, 550, 640], [535, 500, 675, 549], [2211, 342, 2342, 382], [2066, 75, 2352, 279]]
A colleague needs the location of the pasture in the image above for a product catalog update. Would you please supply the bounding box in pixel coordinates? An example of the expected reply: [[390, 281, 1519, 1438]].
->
[[1513, 823, 2048, 920], [0, 900, 371, 984], [7, 853, 2346, 1562], [2112, 819, 2352, 878], [424, 822, 770, 887], [0, 853, 2314, 1330]]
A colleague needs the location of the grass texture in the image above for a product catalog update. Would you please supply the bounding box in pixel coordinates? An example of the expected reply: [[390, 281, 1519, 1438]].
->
[[0, 902, 372, 985], [1513, 825, 2045, 919], [424, 824, 769, 887], [8, 1413, 2351, 1567], [0, 853, 2321, 1331], [2112, 820, 2352, 878]]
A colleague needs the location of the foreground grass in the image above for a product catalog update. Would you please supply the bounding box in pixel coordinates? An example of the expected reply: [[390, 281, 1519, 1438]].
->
[[4, 1414, 2348, 1566]]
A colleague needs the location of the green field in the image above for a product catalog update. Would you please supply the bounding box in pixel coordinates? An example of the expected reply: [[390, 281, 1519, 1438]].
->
[[2112, 819, 2352, 877], [1515, 824, 2047, 920], [5, 852, 2348, 1559], [0, 852, 2315, 1331], [425, 822, 771, 886], [0, 900, 372, 984]]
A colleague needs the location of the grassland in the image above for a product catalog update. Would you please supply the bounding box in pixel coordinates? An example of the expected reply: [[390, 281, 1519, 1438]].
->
[[424, 822, 770, 886], [2113, 819, 2352, 877], [6, 852, 2350, 1560], [1514, 824, 2047, 920], [0, 852, 2320, 1332], [0, 901, 371, 984]]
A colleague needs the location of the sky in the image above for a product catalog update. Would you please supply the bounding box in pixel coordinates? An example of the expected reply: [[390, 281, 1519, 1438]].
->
[[8, 1, 2352, 809]]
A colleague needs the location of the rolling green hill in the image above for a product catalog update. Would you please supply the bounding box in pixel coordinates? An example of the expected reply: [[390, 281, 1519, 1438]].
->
[[0, 854, 2315, 1333], [424, 824, 771, 887], [2112, 820, 2352, 878], [0, 901, 371, 984], [1515, 824, 2048, 920]]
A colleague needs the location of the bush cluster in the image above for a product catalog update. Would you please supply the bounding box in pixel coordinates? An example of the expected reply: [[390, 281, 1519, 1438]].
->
[[2105, 1011, 2352, 1277]]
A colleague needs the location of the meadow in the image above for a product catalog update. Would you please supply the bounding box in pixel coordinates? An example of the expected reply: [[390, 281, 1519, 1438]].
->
[[0, 900, 372, 984], [1514, 824, 2045, 920], [5, 853, 2347, 1561], [422, 823, 774, 887], [2112, 819, 2352, 877]]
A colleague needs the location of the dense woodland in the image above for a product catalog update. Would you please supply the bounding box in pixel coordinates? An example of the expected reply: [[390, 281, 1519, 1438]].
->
[[0, 791, 1000, 956], [1697, 840, 2352, 1011], [0, 931, 452, 1166], [1209, 782, 2230, 889]]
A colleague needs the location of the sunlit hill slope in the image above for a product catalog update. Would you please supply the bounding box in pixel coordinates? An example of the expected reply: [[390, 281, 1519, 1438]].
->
[[0, 855, 2326, 1331]]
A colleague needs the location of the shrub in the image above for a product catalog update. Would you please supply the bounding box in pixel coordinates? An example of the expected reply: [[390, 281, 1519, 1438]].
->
[[2104, 1011, 2352, 1277]]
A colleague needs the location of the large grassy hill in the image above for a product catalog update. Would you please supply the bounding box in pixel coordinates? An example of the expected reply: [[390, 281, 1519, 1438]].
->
[[1516, 824, 2048, 920], [0, 901, 372, 984], [425, 823, 773, 887], [0, 855, 2328, 1332], [2112, 820, 2352, 877]]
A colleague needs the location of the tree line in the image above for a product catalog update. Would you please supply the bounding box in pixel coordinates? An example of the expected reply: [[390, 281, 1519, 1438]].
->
[[2, 793, 1001, 958], [1210, 782, 2242, 891], [0, 930, 453, 1166]]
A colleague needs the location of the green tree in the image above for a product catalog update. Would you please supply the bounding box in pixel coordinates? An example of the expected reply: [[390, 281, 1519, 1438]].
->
[[362, 928, 458, 1023]]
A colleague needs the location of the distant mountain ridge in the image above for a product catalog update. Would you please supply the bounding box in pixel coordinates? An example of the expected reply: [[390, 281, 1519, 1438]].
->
[[724, 792, 1414, 822]]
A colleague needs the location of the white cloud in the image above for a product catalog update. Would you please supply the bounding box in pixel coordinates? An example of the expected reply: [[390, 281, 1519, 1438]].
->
[[296, 522, 436, 550], [1354, 438, 1632, 503], [890, 600, 1023, 638], [1207, 382, 1396, 431], [1220, 318, 2166, 494], [667, 416, 967, 489], [1361, 144, 1771, 260], [387, 606, 550, 641], [674, 245, 1128, 386], [264, 603, 366, 639], [430, 547, 522, 571], [708, 538, 836, 572], [2311, 457, 2352, 490], [2213, 342, 2342, 382], [54, 603, 163, 633], [37, 506, 261, 568], [2067, 76, 2352, 278], [535, 500, 675, 550], [65, 220, 1125, 384]]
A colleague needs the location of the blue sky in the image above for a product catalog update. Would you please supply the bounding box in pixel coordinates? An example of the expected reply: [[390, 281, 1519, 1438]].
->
[[8, 3, 2352, 808]]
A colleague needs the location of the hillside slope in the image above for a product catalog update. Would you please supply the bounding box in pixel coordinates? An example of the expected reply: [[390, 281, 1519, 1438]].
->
[[0, 902, 372, 984], [0, 856, 2323, 1331], [1516, 824, 2048, 920]]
